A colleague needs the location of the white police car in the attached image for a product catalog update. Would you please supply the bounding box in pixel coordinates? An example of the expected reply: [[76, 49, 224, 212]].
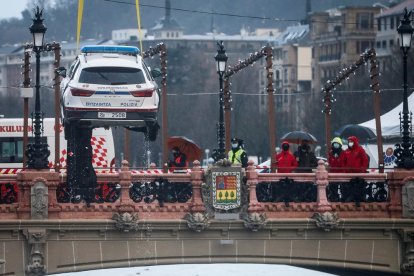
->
[[59, 45, 160, 141]]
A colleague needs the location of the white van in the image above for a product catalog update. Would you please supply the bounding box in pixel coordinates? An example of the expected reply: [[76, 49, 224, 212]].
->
[[0, 118, 115, 173]]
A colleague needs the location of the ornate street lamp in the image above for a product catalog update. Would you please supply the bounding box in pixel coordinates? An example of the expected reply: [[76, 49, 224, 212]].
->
[[395, 8, 414, 169], [26, 7, 50, 169], [214, 41, 228, 160]]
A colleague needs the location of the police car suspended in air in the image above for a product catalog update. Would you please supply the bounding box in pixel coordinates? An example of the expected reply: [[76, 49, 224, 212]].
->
[[59, 45, 161, 141]]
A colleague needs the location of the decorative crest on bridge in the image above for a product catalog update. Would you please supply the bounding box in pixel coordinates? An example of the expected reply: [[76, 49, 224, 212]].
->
[[185, 212, 210, 232], [112, 212, 139, 232], [312, 212, 339, 231], [241, 212, 267, 232], [211, 169, 242, 211]]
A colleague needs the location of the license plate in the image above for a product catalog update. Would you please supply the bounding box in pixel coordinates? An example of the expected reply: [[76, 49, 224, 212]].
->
[[98, 112, 126, 119]]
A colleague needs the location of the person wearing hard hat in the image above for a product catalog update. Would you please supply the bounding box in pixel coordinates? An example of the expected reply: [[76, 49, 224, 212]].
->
[[228, 138, 248, 168], [328, 137, 346, 173]]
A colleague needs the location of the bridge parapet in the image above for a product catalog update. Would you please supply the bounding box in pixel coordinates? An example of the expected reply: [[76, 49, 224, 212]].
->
[[0, 161, 411, 221]]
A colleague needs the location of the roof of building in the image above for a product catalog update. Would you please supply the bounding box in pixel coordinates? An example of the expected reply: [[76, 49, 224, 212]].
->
[[376, 0, 414, 18], [151, 0, 182, 32], [271, 25, 310, 46], [2, 39, 114, 56], [0, 45, 24, 55], [152, 17, 182, 31]]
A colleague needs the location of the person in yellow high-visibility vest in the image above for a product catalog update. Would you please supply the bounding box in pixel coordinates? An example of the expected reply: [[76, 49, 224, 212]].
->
[[228, 138, 248, 168]]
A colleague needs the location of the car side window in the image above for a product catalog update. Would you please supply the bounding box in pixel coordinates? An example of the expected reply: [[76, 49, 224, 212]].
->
[[68, 59, 80, 79], [142, 62, 153, 81]]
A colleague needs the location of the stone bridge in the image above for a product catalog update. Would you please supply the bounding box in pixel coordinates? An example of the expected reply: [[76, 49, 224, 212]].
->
[[0, 160, 413, 275]]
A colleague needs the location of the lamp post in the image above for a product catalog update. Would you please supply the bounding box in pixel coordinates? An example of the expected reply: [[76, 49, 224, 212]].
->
[[214, 41, 228, 160], [26, 7, 50, 169], [395, 8, 414, 169]]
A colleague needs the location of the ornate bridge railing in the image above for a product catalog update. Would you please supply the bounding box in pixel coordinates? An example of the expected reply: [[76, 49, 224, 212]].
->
[[252, 160, 401, 218], [0, 174, 19, 217], [0, 159, 409, 220]]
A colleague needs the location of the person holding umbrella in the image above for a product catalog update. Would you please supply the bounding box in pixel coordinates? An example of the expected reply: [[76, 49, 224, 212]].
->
[[167, 136, 202, 168], [294, 140, 318, 172], [228, 138, 248, 168], [168, 147, 188, 168]]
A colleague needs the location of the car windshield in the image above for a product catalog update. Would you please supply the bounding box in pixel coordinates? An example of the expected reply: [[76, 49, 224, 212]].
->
[[79, 67, 146, 85]]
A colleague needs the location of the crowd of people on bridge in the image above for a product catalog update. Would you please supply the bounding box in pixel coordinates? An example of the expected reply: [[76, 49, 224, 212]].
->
[[274, 135, 368, 173], [222, 135, 369, 173], [168, 134, 369, 173]]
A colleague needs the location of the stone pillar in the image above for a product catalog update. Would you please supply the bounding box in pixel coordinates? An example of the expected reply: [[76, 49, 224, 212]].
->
[[387, 170, 410, 218], [117, 160, 134, 212], [246, 160, 263, 212], [401, 176, 414, 218], [17, 170, 60, 219], [315, 160, 332, 212], [190, 160, 205, 212], [31, 182, 48, 219]]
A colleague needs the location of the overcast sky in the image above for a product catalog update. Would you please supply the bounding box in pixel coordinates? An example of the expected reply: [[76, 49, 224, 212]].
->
[[0, 0, 29, 20]]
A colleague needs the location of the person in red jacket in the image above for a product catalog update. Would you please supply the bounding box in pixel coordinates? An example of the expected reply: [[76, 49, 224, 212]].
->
[[168, 147, 188, 168], [344, 136, 369, 173], [328, 137, 346, 173], [276, 141, 298, 173]]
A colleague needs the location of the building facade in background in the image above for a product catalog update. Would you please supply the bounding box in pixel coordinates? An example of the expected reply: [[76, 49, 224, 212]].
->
[[309, 6, 381, 94], [2, 0, 411, 133]]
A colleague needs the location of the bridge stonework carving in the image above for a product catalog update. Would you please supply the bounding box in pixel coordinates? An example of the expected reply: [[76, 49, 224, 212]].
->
[[0, 161, 413, 275]]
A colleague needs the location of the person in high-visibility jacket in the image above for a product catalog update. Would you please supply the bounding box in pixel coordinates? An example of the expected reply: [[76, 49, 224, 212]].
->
[[228, 138, 248, 168]]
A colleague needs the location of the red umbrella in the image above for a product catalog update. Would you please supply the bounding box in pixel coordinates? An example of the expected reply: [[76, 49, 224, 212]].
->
[[167, 136, 203, 162]]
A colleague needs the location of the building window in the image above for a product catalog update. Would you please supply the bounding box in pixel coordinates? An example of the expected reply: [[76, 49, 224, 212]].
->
[[275, 70, 281, 88], [343, 42, 346, 54], [382, 40, 386, 49], [390, 39, 394, 47], [276, 95, 282, 107], [357, 13, 371, 29], [283, 68, 288, 84], [377, 18, 381, 31], [284, 89, 288, 103], [357, 41, 371, 53], [390, 17, 394, 29], [376, 41, 381, 48]]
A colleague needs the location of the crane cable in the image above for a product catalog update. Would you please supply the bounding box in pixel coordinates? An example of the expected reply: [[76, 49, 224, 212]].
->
[[76, 0, 143, 54], [135, 0, 144, 56], [76, 0, 84, 52]]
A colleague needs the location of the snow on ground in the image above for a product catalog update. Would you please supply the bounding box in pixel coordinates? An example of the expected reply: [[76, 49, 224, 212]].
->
[[51, 263, 336, 276]]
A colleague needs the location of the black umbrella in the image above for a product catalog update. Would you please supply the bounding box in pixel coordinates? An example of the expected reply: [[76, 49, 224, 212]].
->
[[280, 131, 318, 144], [334, 124, 376, 143]]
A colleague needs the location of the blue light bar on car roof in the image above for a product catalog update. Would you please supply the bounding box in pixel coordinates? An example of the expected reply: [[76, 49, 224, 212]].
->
[[81, 45, 140, 55]]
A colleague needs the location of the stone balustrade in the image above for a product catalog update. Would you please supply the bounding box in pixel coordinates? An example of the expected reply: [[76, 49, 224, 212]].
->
[[0, 160, 410, 220]]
